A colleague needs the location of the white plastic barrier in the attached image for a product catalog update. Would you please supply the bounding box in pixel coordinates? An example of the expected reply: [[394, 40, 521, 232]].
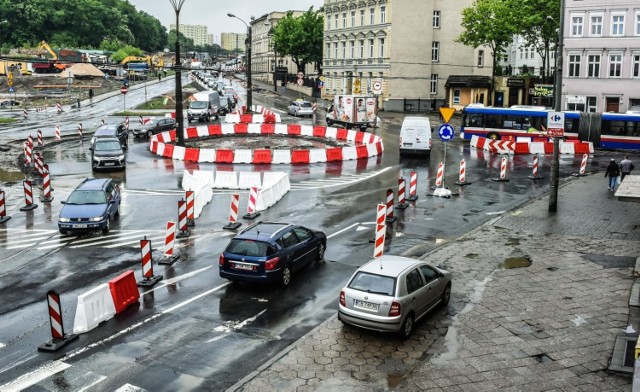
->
[[172, 145, 186, 160], [214, 171, 239, 189], [325, 127, 338, 140], [274, 124, 288, 135], [225, 114, 240, 123], [73, 283, 116, 334], [248, 123, 262, 134], [309, 149, 327, 163], [196, 125, 209, 138], [182, 170, 214, 219], [342, 146, 358, 160], [200, 149, 216, 162], [156, 142, 165, 157], [470, 135, 480, 149], [366, 143, 378, 157], [515, 137, 531, 143], [238, 172, 262, 189], [272, 150, 292, 164], [300, 125, 314, 137], [560, 141, 575, 154], [255, 172, 290, 211], [347, 130, 358, 142], [233, 149, 252, 164], [221, 124, 235, 135], [529, 142, 546, 155]]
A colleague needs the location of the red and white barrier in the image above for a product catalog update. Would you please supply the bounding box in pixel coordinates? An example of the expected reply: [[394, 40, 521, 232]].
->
[[374, 204, 386, 258], [223, 193, 242, 230], [471, 135, 593, 155], [23, 108, 28, 119], [78, 123, 83, 139], [55, 125, 61, 141], [38, 290, 78, 352], [385, 188, 396, 222], [56, 102, 63, 113], [528, 155, 543, 180], [396, 178, 408, 209], [579, 153, 587, 175], [20, 180, 38, 211], [435, 162, 444, 187], [125, 116, 129, 130], [243, 186, 261, 219], [0, 190, 11, 223], [137, 237, 163, 287], [406, 170, 418, 201], [139, 116, 143, 126], [25, 140, 32, 166], [41, 167, 53, 202], [492, 157, 510, 182], [159, 221, 179, 265], [176, 199, 190, 238], [186, 190, 195, 227], [33, 152, 43, 176], [37, 129, 43, 147]]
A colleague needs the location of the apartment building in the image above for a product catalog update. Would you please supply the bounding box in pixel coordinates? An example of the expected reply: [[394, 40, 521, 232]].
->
[[221, 33, 248, 53], [322, 0, 491, 111], [169, 24, 208, 47], [563, 0, 640, 113]]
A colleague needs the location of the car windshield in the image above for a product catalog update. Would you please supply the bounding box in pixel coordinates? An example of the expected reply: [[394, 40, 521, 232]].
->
[[190, 101, 208, 109], [66, 190, 107, 205], [95, 128, 116, 137], [94, 140, 122, 151], [348, 272, 396, 296], [226, 239, 271, 257]]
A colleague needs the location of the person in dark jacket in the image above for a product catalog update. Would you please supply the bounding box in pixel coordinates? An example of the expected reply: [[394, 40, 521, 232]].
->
[[605, 158, 621, 191]]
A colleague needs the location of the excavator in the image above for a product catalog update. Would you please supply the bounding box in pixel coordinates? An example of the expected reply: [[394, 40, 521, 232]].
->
[[33, 41, 67, 73], [121, 55, 164, 70]]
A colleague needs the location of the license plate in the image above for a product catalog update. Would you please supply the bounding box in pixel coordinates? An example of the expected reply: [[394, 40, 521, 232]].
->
[[103, 162, 115, 166], [354, 299, 379, 311], [233, 263, 253, 271], [75, 224, 88, 228], [403, 143, 412, 147]]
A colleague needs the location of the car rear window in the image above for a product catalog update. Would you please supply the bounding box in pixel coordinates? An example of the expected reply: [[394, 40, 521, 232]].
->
[[226, 239, 273, 257], [95, 128, 115, 136], [348, 272, 395, 296], [300, 102, 312, 108]]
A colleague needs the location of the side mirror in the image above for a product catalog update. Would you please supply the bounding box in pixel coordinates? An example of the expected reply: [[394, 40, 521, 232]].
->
[[60, 200, 66, 204]]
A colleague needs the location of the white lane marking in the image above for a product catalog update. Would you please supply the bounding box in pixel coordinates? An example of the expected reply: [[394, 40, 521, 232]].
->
[[101, 235, 179, 249], [114, 383, 147, 392], [328, 222, 374, 239], [124, 189, 184, 196], [485, 211, 506, 215], [289, 167, 392, 190], [77, 375, 107, 392], [70, 234, 164, 249], [143, 266, 213, 294], [0, 360, 71, 392], [0, 342, 5, 348], [207, 309, 267, 343]]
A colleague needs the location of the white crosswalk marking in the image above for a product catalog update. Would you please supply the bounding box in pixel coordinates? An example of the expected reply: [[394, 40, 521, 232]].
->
[[290, 168, 391, 190]]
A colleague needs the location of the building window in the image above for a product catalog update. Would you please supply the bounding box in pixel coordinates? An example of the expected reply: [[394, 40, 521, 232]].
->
[[334, 43, 338, 59], [351, 11, 355, 27], [370, 8, 375, 24], [334, 14, 338, 29], [433, 11, 441, 28], [360, 10, 365, 26], [341, 42, 346, 59], [379, 38, 385, 58], [327, 15, 331, 30], [611, 14, 625, 36], [369, 39, 374, 57], [453, 89, 461, 104], [609, 54, 622, 77], [342, 13, 347, 28], [633, 54, 640, 78], [430, 74, 438, 94], [431, 42, 440, 62], [587, 54, 600, 77], [359, 40, 364, 57], [478, 50, 484, 67], [326, 43, 330, 58], [380, 6, 386, 23], [571, 15, 584, 36], [350, 41, 355, 58], [636, 12, 640, 35], [568, 54, 581, 77], [587, 96, 597, 113], [590, 15, 603, 36]]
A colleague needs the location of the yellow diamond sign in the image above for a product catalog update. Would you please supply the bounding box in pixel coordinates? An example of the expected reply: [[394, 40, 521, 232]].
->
[[439, 107, 455, 123]]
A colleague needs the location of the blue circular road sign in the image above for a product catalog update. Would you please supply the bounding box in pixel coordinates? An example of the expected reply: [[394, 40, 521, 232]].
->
[[438, 124, 455, 141]]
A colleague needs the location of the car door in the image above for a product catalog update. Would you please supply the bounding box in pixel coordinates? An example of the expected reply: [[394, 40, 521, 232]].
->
[[104, 181, 116, 217], [278, 230, 306, 272], [419, 264, 445, 310], [292, 227, 316, 266], [404, 268, 430, 318]]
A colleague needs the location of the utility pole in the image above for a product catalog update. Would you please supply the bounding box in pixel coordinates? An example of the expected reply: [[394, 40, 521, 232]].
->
[[549, 0, 565, 212]]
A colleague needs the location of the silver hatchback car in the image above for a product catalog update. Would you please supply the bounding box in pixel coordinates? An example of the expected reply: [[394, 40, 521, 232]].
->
[[338, 255, 451, 338]]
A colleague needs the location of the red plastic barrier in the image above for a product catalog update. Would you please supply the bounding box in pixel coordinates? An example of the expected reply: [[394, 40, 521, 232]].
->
[[288, 124, 301, 135], [170, 112, 176, 119], [216, 149, 234, 163], [163, 144, 174, 158], [326, 147, 343, 162], [240, 114, 253, 123], [208, 124, 222, 135], [376, 141, 383, 155], [355, 131, 365, 145], [336, 128, 348, 140], [253, 149, 272, 164], [291, 149, 310, 164], [533, 137, 547, 142], [544, 142, 555, 154], [574, 143, 591, 154], [264, 113, 276, 123], [475, 137, 487, 149], [261, 123, 275, 134], [313, 126, 326, 138], [109, 270, 140, 314], [515, 142, 530, 154], [186, 127, 199, 139], [356, 145, 368, 159], [150, 141, 158, 153], [234, 123, 248, 134], [184, 148, 200, 162], [168, 130, 177, 141]]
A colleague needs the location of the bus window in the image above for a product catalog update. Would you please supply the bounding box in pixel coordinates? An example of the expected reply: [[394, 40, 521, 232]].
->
[[463, 114, 483, 127], [602, 120, 624, 136], [485, 114, 501, 129]]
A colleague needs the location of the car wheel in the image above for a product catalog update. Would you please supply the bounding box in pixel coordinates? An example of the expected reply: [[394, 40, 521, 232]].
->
[[102, 218, 110, 234], [281, 265, 292, 287], [146, 130, 153, 138], [441, 284, 451, 307], [399, 314, 414, 339], [317, 242, 326, 263]]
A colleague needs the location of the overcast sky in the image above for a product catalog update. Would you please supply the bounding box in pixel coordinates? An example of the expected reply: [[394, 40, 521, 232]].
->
[[127, 0, 324, 43]]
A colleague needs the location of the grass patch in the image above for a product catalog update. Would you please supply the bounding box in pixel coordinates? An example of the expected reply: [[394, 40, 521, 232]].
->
[[112, 111, 173, 117], [135, 96, 176, 110], [0, 118, 18, 124]]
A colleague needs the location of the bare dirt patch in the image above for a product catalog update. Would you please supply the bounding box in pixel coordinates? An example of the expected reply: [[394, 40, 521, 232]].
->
[[184, 134, 349, 150]]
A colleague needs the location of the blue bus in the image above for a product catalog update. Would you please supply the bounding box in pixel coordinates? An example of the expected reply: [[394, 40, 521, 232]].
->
[[460, 105, 640, 150]]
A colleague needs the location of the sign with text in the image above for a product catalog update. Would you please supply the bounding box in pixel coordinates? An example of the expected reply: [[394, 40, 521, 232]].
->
[[547, 112, 564, 137]]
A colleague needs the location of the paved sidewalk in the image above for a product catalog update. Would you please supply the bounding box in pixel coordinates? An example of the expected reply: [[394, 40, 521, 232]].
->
[[228, 172, 640, 391]]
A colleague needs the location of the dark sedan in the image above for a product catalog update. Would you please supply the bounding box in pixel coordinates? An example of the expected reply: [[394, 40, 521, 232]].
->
[[131, 117, 176, 138]]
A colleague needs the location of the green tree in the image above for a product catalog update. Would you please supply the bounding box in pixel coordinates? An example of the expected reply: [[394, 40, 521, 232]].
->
[[272, 7, 323, 73], [110, 45, 144, 63], [518, 0, 560, 82]]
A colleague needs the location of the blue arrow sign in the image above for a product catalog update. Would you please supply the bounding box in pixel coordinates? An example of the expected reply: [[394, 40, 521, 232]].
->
[[8, 87, 14, 93], [438, 124, 454, 141]]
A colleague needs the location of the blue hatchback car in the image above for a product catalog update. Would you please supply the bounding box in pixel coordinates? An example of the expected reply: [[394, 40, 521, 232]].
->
[[219, 222, 327, 287], [58, 178, 121, 235]]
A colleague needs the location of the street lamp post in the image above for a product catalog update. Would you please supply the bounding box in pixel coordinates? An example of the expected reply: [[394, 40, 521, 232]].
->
[[549, 0, 565, 212], [266, 23, 277, 92], [170, 0, 186, 147], [228, 13, 253, 110]]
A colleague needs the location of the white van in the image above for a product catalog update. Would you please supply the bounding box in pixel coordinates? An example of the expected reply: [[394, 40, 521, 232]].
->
[[399, 116, 432, 157]]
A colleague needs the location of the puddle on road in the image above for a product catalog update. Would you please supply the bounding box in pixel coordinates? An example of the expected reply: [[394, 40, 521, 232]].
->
[[500, 256, 532, 269], [0, 168, 24, 182]]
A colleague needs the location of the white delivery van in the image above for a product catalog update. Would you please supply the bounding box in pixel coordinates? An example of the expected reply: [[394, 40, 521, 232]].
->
[[399, 116, 432, 157]]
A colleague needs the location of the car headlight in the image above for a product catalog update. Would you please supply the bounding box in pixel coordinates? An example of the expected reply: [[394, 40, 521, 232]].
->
[[93, 156, 101, 162], [117, 154, 125, 160], [59, 217, 70, 222], [89, 217, 103, 222]]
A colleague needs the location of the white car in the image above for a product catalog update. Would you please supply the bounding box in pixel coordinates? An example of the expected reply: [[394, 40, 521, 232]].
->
[[287, 100, 314, 117]]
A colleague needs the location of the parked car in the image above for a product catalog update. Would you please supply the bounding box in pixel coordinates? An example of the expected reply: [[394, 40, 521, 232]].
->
[[287, 100, 314, 117], [338, 255, 451, 338], [0, 99, 20, 108], [218, 96, 232, 116], [219, 222, 327, 287], [90, 137, 126, 171], [90, 123, 128, 149], [58, 178, 121, 234], [131, 117, 176, 138]]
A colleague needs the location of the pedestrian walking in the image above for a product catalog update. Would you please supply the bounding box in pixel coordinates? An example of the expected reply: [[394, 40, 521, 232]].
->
[[620, 155, 635, 181], [605, 158, 621, 191]]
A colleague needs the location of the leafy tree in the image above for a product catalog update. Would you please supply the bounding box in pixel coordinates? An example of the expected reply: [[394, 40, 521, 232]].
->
[[110, 45, 144, 63], [168, 30, 195, 52], [518, 0, 560, 82], [272, 7, 323, 73]]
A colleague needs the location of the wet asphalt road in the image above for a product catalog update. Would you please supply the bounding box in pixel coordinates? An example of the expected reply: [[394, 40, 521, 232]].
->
[[0, 79, 624, 391]]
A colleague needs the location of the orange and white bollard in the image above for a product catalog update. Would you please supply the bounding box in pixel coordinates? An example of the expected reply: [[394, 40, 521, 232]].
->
[[37, 289, 78, 352], [20, 180, 38, 211], [406, 170, 418, 201], [396, 178, 409, 209], [385, 188, 396, 223], [23, 108, 28, 119], [243, 186, 261, 219], [223, 193, 242, 230], [55, 125, 61, 141], [492, 157, 510, 182], [41, 166, 53, 202], [24, 140, 32, 166], [528, 155, 544, 180], [176, 199, 190, 238], [186, 190, 195, 227], [77, 123, 83, 139], [0, 190, 11, 223], [37, 129, 44, 148], [374, 204, 386, 258], [125, 116, 130, 130], [455, 159, 472, 186], [159, 221, 179, 265], [56, 102, 63, 113], [137, 237, 163, 287], [435, 162, 444, 187]]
